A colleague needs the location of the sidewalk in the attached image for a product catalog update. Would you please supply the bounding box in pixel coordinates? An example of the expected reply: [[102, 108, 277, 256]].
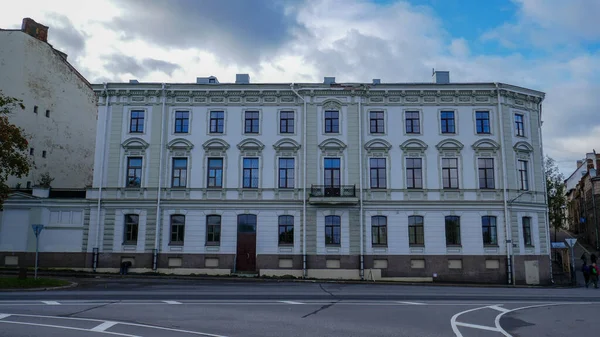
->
[[558, 229, 599, 287]]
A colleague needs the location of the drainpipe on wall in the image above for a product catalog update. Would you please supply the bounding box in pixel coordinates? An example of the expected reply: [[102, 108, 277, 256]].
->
[[357, 91, 364, 280], [537, 100, 553, 284], [495, 83, 513, 285], [290, 83, 308, 278], [94, 83, 110, 272], [153, 83, 167, 271]]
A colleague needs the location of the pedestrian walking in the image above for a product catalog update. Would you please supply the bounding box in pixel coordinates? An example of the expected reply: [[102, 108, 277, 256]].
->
[[582, 262, 591, 288], [590, 263, 599, 289]]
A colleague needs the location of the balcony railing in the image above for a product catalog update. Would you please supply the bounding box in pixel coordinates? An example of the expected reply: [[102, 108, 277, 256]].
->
[[309, 185, 356, 198]]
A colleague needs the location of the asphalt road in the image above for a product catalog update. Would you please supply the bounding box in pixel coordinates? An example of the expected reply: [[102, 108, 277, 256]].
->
[[0, 277, 597, 336]]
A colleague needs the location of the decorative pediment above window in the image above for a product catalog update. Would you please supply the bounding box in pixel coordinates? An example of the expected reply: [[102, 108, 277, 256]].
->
[[435, 139, 464, 155], [471, 138, 500, 154], [237, 138, 265, 152], [122, 137, 150, 151], [364, 138, 392, 154], [400, 139, 428, 155], [318, 138, 347, 155], [322, 99, 342, 110], [273, 138, 301, 154], [513, 141, 534, 153], [202, 138, 230, 151], [167, 138, 194, 151]]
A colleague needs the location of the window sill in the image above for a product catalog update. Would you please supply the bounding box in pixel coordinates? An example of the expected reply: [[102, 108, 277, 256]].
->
[[205, 243, 220, 247], [170, 187, 187, 191], [169, 242, 184, 247], [124, 187, 142, 190], [476, 132, 491, 135], [484, 244, 499, 248], [446, 244, 462, 247], [278, 244, 294, 247], [409, 244, 425, 247], [206, 187, 223, 190], [372, 244, 388, 248]]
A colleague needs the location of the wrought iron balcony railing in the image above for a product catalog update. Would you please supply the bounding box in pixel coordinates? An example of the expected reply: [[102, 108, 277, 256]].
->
[[309, 185, 356, 198]]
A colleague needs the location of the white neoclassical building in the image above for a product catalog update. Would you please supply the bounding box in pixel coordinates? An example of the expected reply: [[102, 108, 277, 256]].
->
[[78, 72, 548, 284]]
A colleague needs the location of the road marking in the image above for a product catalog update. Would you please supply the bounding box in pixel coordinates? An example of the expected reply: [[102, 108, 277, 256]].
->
[[454, 322, 499, 332], [163, 300, 182, 304], [0, 320, 141, 336], [397, 301, 425, 305], [280, 300, 303, 304], [91, 321, 119, 332], [489, 305, 510, 313], [0, 314, 11, 320], [41, 301, 60, 305], [450, 305, 497, 337]]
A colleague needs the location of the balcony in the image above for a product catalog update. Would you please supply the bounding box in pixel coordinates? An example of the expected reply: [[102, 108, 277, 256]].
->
[[308, 185, 359, 205]]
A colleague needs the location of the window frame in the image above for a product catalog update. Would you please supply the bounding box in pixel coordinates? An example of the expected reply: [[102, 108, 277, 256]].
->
[[440, 110, 456, 134], [371, 216, 388, 246], [206, 215, 221, 246], [278, 215, 294, 245], [445, 215, 461, 246], [279, 111, 295, 134], [129, 110, 145, 133], [515, 113, 525, 137], [404, 110, 421, 134], [522, 216, 532, 247], [174, 110, 190, 134], [242, 157, 259, 189], [324, 215, 341, 246], [408, 215, 424, 246], [123, 214, 139, 245], [209, 111, 225, 134], [169, 214, 185, 246], [126, 157, 143, 188], [324, 110, 340, 134], [478, 158, 495, 189], [518, 159, 529, 191], [482, 215, 498, 246], [369, 111, 385, 134], [475, 111, 491, 134], [207, 157, 224, 188], [171, 157, 188, 188], [442, 158, 459, 189], [406, 158, 423, 189], [244, 110, 260, 134], [278, 158, 295, 189], [369, 158, 387, 189]]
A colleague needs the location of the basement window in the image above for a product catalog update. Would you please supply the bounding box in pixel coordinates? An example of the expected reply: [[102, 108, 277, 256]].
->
[[45, 109, 50, 117], [42, 150, 47, 158], [34, 106, 38, 113]]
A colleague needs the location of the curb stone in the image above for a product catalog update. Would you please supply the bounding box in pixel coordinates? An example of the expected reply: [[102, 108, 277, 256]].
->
[[0, 280, 78, 292]]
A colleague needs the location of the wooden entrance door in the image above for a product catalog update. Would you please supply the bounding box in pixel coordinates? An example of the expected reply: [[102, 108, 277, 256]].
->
[[236, 214, 257, 272]]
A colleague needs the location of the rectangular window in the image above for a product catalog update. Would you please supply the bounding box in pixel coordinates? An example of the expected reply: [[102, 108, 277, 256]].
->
[[476, 111, 490, 134], [210, 111, 224, 133], [129, 110, 144, 133], [206, 215, 221, 246], [170, 215, 185, 245], [171, 157, 188, 188], [371, 216, 387, 246], [515, 114, 525, 136], [369, 158, 386, 189], [34, 106, 38, 114], [324, 158, 341, 196], [45, 109, 50, 118], [408, 215, 424, 245], [478, 158, 495, 189], [522, 216, 532, 246], [29, 148, 34, 155], [123, 214, 139, 244], [244, 111, 259, 133], [440, 111, 455, 133], [278, 158, 295, 189], [174, 111, 189, 133], [518, 160, 529, 191], [325, 215, 341, 245], [369, 111, 384, 134], [126, 157, 143, 187], [207, 158, 223, 188], [243, 158, 259, 188], [482, 216, 498, 245], [324, 111, 339, 133], [278, 215, 294, 245], [442, 158, 459, 189], [405, 111, 420, 134], [279, 111, 295, 133], [445, 216, 461, 246], [406, 158, 423, 189], [42, 150, 47, 158]]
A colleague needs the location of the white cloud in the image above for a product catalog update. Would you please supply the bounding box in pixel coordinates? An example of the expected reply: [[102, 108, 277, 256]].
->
[[0, 0, 598, 176]]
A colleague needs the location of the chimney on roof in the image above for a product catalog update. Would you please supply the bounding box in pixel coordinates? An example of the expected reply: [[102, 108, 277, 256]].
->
[[324, 77, 336, 84], [235, 74, 250, 84], [577, 160, 583, 168], [372, 79, 381, 85], [432, 69, 450, 84], [129, 79, 139, 84], [21, 18, 48, 42]]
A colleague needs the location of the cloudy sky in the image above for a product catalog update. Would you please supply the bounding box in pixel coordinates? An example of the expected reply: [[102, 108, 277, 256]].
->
[[1, 0, 598, 176]]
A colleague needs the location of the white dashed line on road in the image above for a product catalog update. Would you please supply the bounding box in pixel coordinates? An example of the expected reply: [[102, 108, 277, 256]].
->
[[279, 301, 304, 304], [0, 314, 11, 320], [90, 321, 119, 332], [163, 300, 182, 304], [41, 301, 60, 305], [453, 322, 499, 332], [397, 301, 425, 305]]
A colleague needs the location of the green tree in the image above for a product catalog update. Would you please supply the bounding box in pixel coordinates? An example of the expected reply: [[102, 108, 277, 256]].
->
[[0, 91, 30, 210], [545, 155, 566, 241]]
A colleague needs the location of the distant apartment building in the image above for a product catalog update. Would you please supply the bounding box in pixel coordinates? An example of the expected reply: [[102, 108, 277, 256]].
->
[[74, 71, 550, 285], [0, 18, 97, 189], [565, 152, 600, 249], [0, 18, 96, 268]]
